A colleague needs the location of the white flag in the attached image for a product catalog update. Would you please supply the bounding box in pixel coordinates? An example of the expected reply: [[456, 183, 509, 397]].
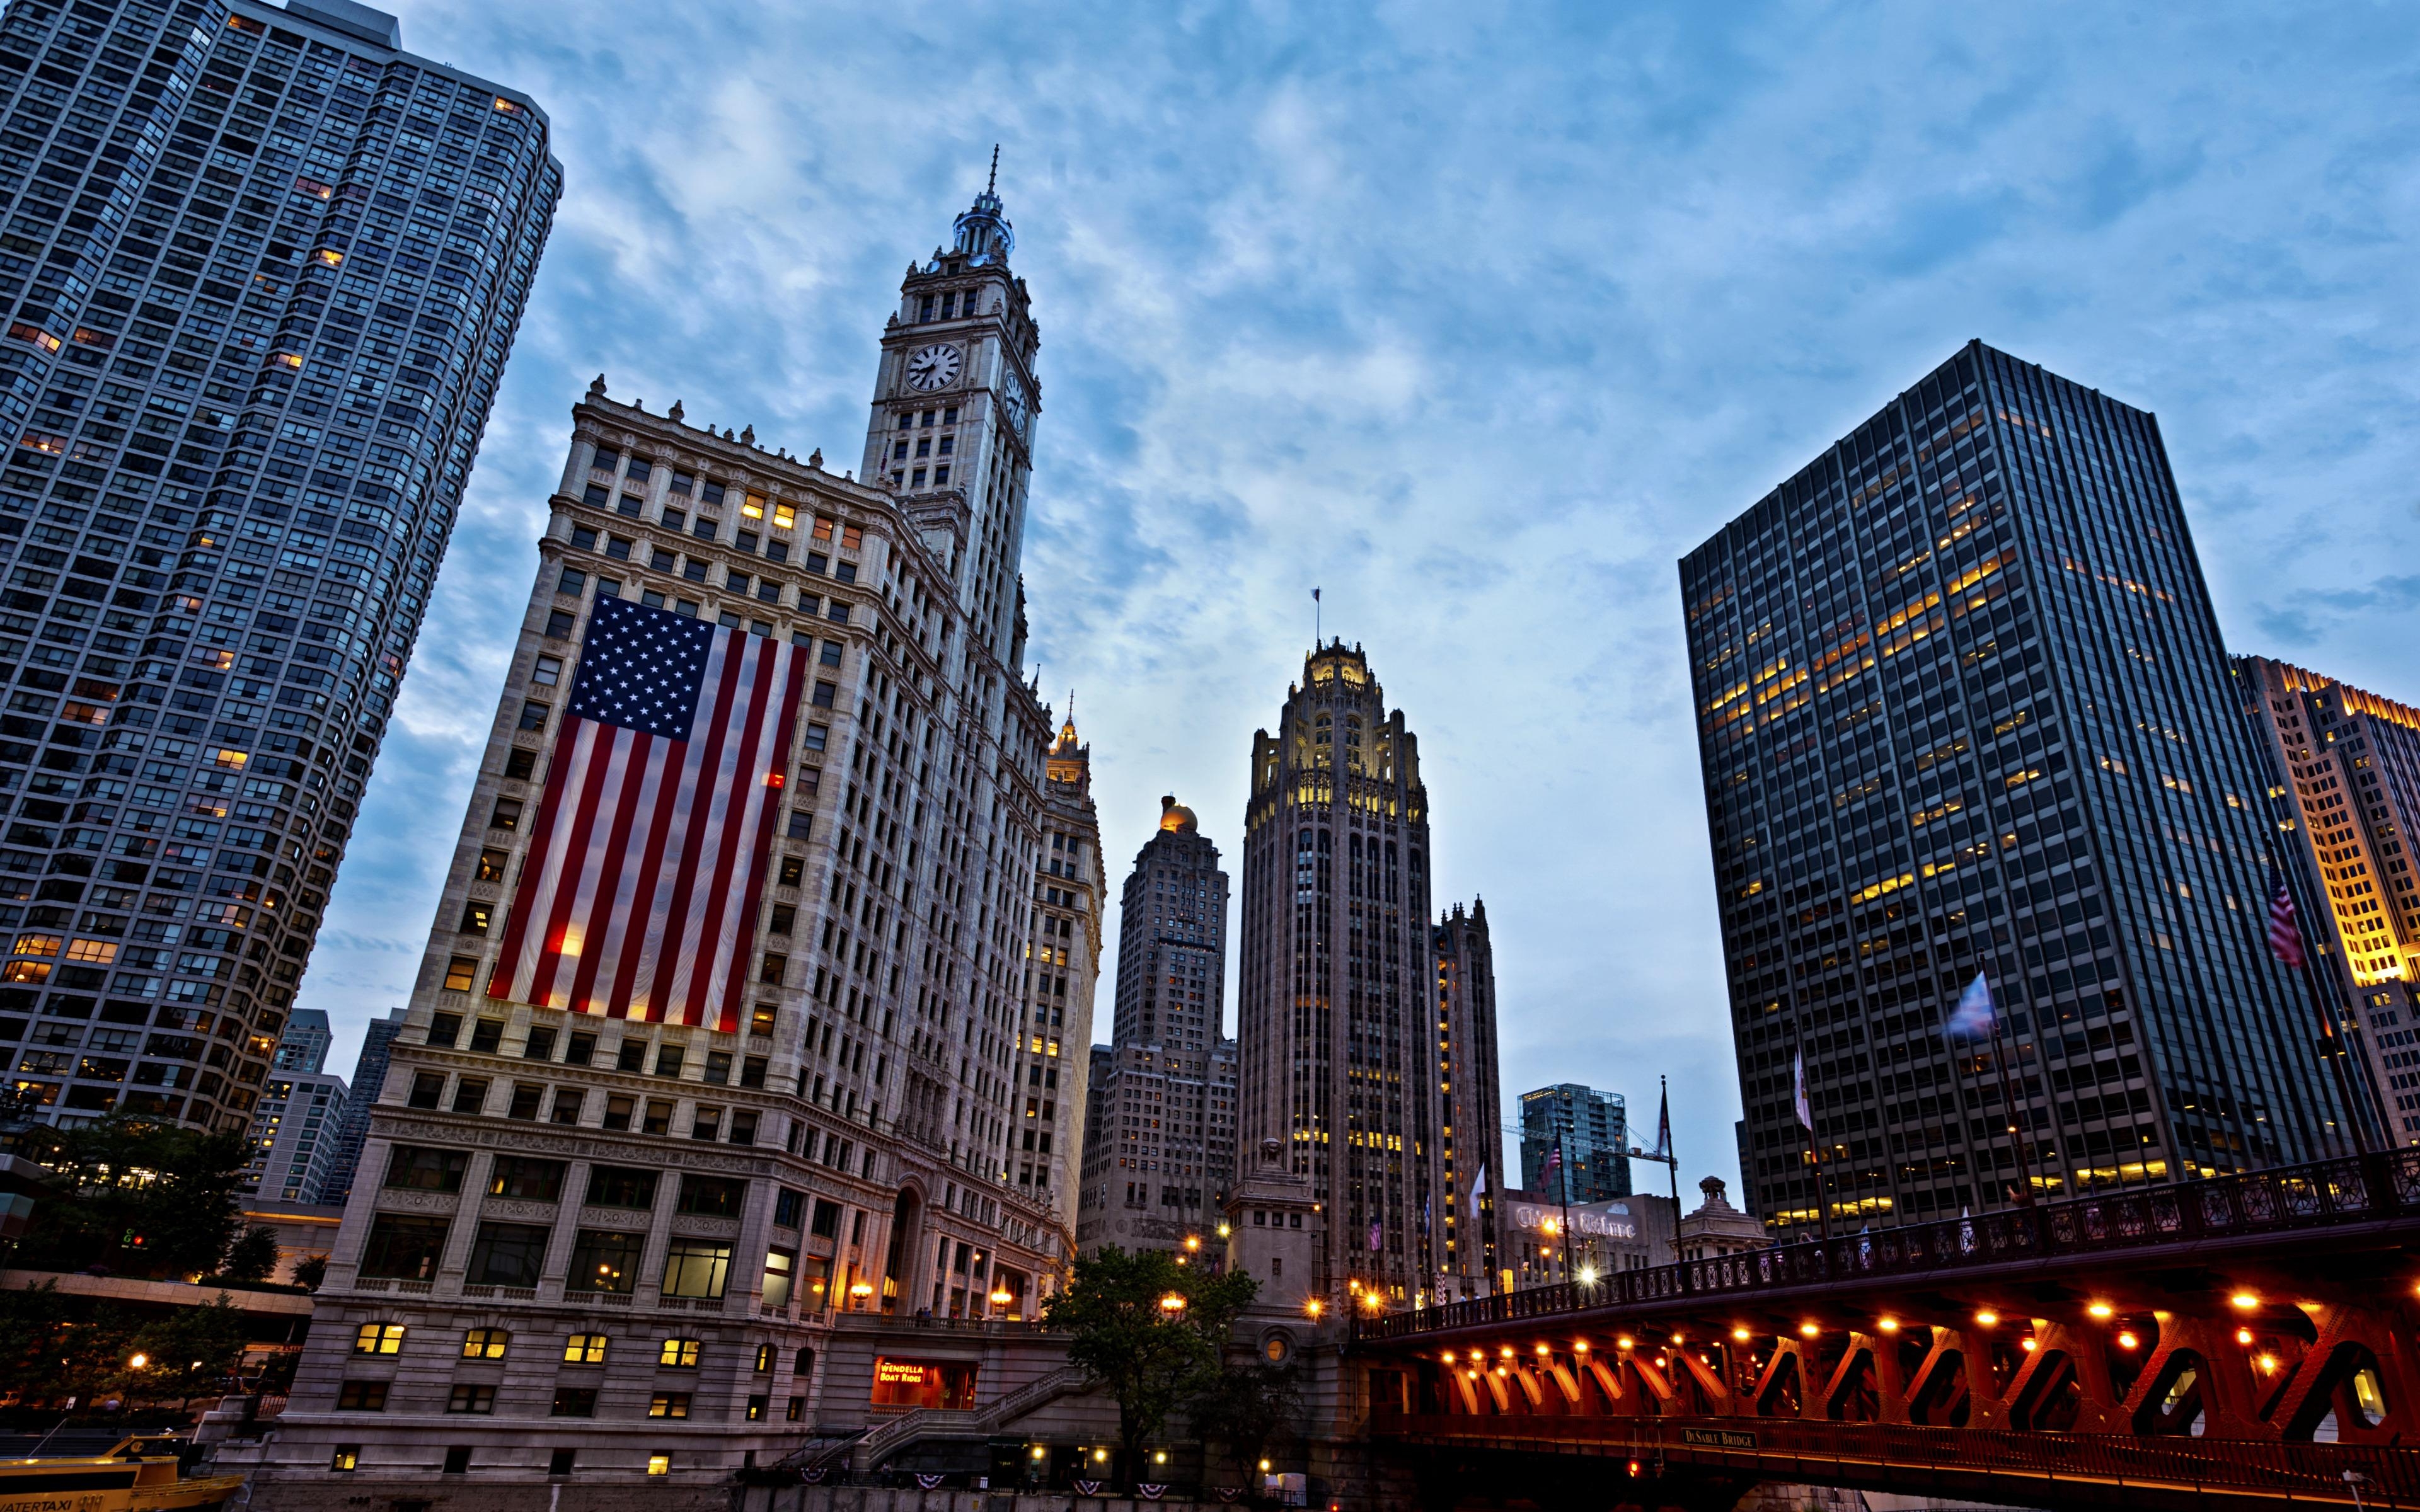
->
[[1793, 1048, 1813, 1131], [1470, 1164, 1488, 1222]]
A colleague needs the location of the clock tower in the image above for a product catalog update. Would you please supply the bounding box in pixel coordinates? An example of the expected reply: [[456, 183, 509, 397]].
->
[[862, 156, 1042, 665]]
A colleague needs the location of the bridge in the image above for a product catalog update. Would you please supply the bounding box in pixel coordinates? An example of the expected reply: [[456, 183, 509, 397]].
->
[[1351, 1153, 2420, 1511]]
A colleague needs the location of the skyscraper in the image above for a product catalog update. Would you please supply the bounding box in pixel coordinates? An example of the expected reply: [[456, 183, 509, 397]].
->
[[236, 175, 1105, 1489], [272, 1004, 330, 1070], [1682, 342, 2357, 1236], [241, 1064, 342, 1200], [1076, 794, 1238, 1256], [2239, 656, 2418, 1142], [314, 1001, 397, 1203], [1237, 642, 1494, 1304], [1519, 1081, 1629, 1205], [0, 0, 558, 1132], [1432, 898, 1503, 1293]]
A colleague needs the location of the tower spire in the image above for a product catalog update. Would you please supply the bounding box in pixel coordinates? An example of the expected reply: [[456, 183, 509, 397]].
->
[[988, 143, 999, 195]]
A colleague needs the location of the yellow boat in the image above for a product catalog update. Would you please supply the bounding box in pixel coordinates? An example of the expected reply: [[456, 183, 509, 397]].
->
[[0, 1436, 245, 1512]]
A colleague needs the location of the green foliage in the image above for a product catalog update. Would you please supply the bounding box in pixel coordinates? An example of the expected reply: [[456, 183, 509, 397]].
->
[[217, 1226, 280, 1283], [17, 1114, 253, 1280], [1042, 1247, 1257, 1484], [289, 1254, 327, 1292], [124, 1295, 249, 1400], [1189, 1360, 1303, 1482]]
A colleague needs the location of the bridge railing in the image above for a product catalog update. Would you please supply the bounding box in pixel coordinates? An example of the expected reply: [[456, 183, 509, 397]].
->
[[1359, 1150, 2420, 1343]]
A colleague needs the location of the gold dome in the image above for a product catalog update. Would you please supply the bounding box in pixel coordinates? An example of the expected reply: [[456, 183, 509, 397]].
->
[[1158, 794, 1197, 833]]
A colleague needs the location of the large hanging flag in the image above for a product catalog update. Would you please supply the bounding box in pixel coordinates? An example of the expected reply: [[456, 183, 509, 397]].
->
[[1792, 1048, 1813, 1131], [2267, 866, 2307, 969], [488, 596, 809, 1033], [1944, 971, 1997, 1040]]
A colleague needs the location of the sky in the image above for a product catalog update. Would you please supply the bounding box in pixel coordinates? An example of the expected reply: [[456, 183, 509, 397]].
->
[[296, 0, 2420, 1201]]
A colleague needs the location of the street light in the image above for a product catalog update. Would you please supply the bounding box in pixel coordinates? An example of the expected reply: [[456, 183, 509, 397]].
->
[[1158, 1293, 1187, 1316], [1304, 1297, 1324, 1320], [127, 1353, 148, 1370]]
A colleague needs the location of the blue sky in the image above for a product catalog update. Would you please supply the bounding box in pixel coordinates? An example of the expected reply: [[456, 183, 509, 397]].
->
[[301, 0, 2420, 1199]]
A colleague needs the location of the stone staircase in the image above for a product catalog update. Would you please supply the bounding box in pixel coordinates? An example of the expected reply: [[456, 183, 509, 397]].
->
[[853, 1365, 1093, 1468]]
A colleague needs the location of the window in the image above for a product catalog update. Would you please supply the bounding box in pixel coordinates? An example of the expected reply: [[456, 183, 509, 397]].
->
[[466, 1222, 548, 1287], [768, 905, 795, 936], [544, 609, 577, 639], [562, 1332, 609, 1365], [779, 857, 806, 886], [811, 680, 837, 709], [470, 1019, 505, 1054], [461, 1328, 509, 1360], [335, 1381, 388, 1412], [551, 1087, 585, 1125], [359, 1215, 449, 1280], [690, 1106, 721, 1141], [602, 1094, 635, 1131], [443, 1446, 472, 1475], [746, 1395, 768, 1421], [703, 1050, 732, 1085], [354, 1322, 406, 1355], [531, 655, 563, 686], [442, 956, 478, 992], [517, 700, 550, 732], [331, 1446, 360, 1472], [407, 1071, 446, 1109], [647, 1456, 671, 1477], [507, 1082, 544, 1120], [804, 724, 828, 753], [658, 1337, 701, 1368], [458, 902, 490, 934], [648, 1394, 691, 1419], [490, 798, 523, 830], [451, 1079, 488, 1114], [643, 1100, 674, 1136], [385, 1146, 467, 1192], [786, 1397, 805, 1422], [660, 1240, 733, 1300], [774, 1188, 805, 1228], [487, 1157, 565, 1201], [429, 1012, 464, 1048], [604, 536, 633, 560], [793, 1346, 816, 1377], [446, 1385, 496, 1415], [505, 745, 538, 779], [654, 1044, 685, 1077], [567, 1230, 643, 1294], [762, 1249, 795, 1308], [584, 1165, 658, 1209], [676, 1174, 744, 1217], [474, 850, 509, 883], [550, 1389, 596, 1419], [556, 567, 586, 596]]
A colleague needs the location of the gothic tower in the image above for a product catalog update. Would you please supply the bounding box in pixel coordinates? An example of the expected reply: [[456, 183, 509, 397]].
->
[[859, 156, 1040, 667]]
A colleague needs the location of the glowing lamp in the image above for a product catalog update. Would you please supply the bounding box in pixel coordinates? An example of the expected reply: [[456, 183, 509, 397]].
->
[[1159, 1293, 1187, 1315], [128, 1353, 148, 1369], [1877, 1317, 1900, 1334], [1731, 1327, 1751, 1341], [1973, 1310, 1998, 1327], [2230, 1292, 2260, 1310], [1799, 1322, 1819, 1338], [2087, 1302, 2114, 1319], [2237, 1328, 2254, 1346], [2118, 1331, 2140, 1350]]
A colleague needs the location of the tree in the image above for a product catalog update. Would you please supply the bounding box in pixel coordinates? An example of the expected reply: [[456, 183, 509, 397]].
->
[[289, 1254, 327, 1292], [217, 1227, 280, 1283], [1190, 1360, 1303, 1487], [1042, 1247, 1257, 1486], [17, 1114, 253, 1280], [121, 1295, 249, 1404]]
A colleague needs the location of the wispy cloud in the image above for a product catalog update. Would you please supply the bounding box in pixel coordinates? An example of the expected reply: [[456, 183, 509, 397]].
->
[[296, 0, 2420, 1192]]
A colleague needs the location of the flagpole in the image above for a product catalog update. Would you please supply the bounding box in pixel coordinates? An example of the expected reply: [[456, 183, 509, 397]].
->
[[1791, 1023, 1831, 1244], [2273, 864, 2373, 1159], [1555, 1127, 1574, 1289], [1661, 1074, 1681, 1218], [1987, 1019, 2040, 1206]]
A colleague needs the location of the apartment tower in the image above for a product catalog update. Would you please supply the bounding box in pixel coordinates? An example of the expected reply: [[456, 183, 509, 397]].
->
[[1681, 342, 2358, 1236], [0, 0, 556, 1131]]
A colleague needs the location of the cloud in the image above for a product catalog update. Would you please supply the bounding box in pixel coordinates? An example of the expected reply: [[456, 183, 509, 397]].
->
[[295, 0, 2420, 1200]]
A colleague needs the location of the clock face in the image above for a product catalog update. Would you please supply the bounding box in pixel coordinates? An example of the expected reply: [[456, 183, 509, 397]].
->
[[904, 343, 961, 392], [1001, 381, 1027, 435]]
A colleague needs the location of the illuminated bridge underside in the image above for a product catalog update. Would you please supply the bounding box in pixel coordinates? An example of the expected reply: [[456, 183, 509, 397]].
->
[[1357, 1155, 2420, 1509]]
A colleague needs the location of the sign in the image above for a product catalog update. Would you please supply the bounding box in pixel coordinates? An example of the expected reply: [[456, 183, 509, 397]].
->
[[1680, 1428, 1758, 1449], [1507, 1201, 1637, 1240], [875, 1360, 931, 1385], [870, 1357, 976, 1410]]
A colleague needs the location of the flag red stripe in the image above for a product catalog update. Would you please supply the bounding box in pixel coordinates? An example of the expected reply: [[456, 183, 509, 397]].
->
[[677, 638, 780, 1028], [649, 635, 749, 1026], [602, 729, 689, 1021], [486, 719, 585, 1004], [560, 733, 659, 1016], [710, 650, 809, 1034], [524, 723, 625, 1011]]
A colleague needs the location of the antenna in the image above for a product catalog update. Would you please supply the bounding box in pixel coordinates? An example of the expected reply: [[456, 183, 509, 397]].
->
[[1313, 585, 1322, 646], [987, 144, 1000, 195]]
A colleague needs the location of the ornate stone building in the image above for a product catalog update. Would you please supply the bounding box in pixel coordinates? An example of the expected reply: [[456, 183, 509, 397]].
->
[[1236, 642, 1497, 1308], [227, 176, 1106, 1496]]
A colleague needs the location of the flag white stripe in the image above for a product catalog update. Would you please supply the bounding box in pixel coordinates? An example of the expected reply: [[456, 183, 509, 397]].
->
[[502, 718, 602, 1004]]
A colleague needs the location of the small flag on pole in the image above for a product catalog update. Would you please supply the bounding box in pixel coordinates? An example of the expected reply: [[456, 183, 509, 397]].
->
[[1945, 971, 1997, 1040], [1793, 1048, 1813, 1131], [1541, 1142, 1563, 1194], [1368, 1219, 1382, 1253], [1652, 1085, 1672, 1160], [2267, 866, 2307, 969], [1470, 1164, 1487, 1222]]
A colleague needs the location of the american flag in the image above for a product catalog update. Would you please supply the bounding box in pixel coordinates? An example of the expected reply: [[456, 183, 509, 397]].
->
[[1541, 1140, 1563, 1198], [488, 596, 809, 1032], [2267, 865, 2307, 970]]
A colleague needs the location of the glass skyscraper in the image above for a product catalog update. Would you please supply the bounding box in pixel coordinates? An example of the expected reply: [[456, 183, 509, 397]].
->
[[0, 0, 557, 1131], [1518, 1081, 1628, 1203], [1683, 341, 2356, 1235]]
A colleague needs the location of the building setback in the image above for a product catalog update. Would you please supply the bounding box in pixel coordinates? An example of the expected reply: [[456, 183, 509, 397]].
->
[[1518, 1079, 1629, 1206], [1236, 642, 1497, 1306], [1077, 794, 1236, 1257], [1681, 341, 2358, 1237], [1013, 716, 1104, 1235], [1432, 898, 1503, 1295], [0, 0, 558, 1132], [2239, 656, 2420, 1143], [231, 178, 1105, 1489]]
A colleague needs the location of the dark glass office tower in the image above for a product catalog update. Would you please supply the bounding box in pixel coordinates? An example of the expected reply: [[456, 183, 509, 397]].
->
[[1518, 1081, 1629, 1203], [0, 0, 557, 1131], [1681, 341, 2353, 1236]]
